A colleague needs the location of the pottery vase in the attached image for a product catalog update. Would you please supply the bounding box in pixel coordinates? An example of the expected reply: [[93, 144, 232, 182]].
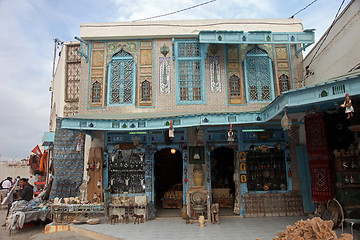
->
[[199, 215, 205, 227], [193, 164, 204, 186]]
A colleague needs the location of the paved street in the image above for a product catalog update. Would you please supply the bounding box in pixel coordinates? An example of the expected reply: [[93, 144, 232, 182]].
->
[[1, 207, 359, 240]]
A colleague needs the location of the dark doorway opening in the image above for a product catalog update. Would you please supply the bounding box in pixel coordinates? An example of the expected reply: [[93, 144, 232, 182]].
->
[[211, 146, 235, 215], [154, 148, 183, 217]]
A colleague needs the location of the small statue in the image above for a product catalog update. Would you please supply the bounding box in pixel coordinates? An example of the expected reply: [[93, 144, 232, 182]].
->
[[341, 93, 354, 119], [121, 213, 130, 224], [109, 214, 119, 225], [211, 203, 220, 224], [228, 124, 234, 143], [132, 213, 144, 224]]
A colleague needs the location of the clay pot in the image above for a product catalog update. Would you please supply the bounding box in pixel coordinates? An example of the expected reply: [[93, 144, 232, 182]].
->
[[193, 164, 204, 186], [193, 170, 204, 186], [199, 215, 205, 227]]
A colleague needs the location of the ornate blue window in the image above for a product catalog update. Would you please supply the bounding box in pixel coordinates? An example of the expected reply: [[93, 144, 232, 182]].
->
[[107, 50, 136, 106], [175, 41, 205, 104], [244, 47, 275, 102]]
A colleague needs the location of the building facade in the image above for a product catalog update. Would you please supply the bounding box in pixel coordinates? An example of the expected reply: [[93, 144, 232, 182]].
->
[[46, 18, 322, 220]]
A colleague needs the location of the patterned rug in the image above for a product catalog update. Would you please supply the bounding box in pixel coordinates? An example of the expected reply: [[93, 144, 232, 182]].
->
[[50, 118, 84, 199], [309, 160, 333, 203], [305, 113, 333, 203], [305, 114, 328, 155]]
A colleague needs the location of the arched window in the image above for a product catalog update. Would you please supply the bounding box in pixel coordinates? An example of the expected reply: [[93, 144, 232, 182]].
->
[[279, 74, 289, 93], [229, 74, 240, 96], [244, 47, 275, 102], [107, 49, 136, 105], [141, 79, 151, 101], [91, 81, 101, 103]]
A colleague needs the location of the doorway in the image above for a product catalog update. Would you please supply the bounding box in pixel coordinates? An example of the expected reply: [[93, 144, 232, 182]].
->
[[154, 148, 183, 217], [211, 146, 235, 215]]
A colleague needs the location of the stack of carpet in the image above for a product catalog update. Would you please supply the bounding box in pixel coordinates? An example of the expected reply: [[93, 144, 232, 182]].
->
[[274, 217, 353, 240]]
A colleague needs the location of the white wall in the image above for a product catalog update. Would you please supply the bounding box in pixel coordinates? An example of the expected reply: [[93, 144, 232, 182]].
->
[[303, 0, 360, 85], [0, 164, 35, 185]]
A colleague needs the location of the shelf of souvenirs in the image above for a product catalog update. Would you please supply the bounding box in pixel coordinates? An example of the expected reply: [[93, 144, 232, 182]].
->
[[335, 182, 360, 189]]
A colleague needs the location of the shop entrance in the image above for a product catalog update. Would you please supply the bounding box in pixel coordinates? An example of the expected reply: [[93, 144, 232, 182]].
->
[[211, 146, 235, 215], [154, 148, 183, 217]]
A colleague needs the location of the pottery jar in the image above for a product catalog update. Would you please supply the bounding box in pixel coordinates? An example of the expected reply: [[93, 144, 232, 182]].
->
[[193, 163, 204, 186]]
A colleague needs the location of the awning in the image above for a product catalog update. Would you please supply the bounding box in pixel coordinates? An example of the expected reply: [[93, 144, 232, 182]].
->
[[42, 132, 55, 147]]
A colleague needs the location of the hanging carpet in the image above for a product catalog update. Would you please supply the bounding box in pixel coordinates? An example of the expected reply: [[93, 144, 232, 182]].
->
[[305, 113, 333, 203], [309, 160, 333, 203], [50, 118, 84, 199]]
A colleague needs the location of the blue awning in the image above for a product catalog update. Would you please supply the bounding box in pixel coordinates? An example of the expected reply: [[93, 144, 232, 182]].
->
[[42, 132, 55, 147]]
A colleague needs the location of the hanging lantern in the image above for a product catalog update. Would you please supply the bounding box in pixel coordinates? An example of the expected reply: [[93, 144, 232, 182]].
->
[[281, 111, 292, 131]]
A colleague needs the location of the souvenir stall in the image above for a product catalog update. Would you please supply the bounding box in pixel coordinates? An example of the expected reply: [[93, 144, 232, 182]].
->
[[49, 119, 106, 224]]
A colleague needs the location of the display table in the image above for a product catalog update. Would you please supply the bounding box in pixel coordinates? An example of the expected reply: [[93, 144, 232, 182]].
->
[[51, 204, 105, 223]]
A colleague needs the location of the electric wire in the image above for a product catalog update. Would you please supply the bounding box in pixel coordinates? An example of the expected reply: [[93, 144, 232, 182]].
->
[[132, 0, 216, 22], [289, 0, 319, 18], [306, 0, 346, 68], [84, 21, 302, 28]]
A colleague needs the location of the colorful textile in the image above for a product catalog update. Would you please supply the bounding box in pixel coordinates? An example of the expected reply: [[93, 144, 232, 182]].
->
[[305, 113, 333, 202], [305, 114, 328, 155], [50, 118, 84, 199], [39, 151, 47, 172], [31, 145, 42, 156], [309, 160, 333, 203]]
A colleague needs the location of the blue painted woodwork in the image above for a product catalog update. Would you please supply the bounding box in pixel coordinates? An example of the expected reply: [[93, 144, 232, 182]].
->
[[175, 40, 206, 105], [107, 50, 136, 106], [62, 71, 360, 131], [296, 145, 316, 213], [75, 36, 89, 62], [199, 30, 315, 46], [42, 132, 55, 146], [244, 47, 275, 103]]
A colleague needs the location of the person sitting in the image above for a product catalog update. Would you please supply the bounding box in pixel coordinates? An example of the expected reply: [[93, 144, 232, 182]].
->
[[1, 177, 12, 190], [15, 178, 34, 201]]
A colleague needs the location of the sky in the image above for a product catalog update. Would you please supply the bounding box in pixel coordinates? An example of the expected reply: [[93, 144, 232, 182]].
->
[[0, 0, 351, 162]]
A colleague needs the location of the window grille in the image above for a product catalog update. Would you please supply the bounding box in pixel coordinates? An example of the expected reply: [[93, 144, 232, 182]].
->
[[229, 74, 240, 96], [141, 79, 151, 101], [244, 47, 274, 102], [108, 50, 135, 105], [91, 81, 101, 102], [177, 42, 204, 103], [279, 74, 289, 93]]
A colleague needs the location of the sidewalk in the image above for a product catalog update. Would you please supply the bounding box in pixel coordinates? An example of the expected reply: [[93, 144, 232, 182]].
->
[[72, 215, 354, 240]]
